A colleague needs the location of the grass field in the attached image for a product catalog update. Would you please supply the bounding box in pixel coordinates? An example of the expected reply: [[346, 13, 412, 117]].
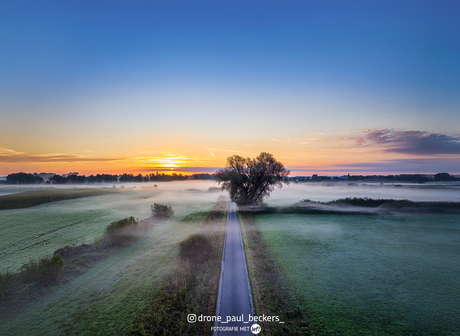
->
[[0, 182, 225, 335], [0, 183, 221, 273], [1, 216, 202, 335], [0, 188, 120, 210], [253, 213, 460, 335]]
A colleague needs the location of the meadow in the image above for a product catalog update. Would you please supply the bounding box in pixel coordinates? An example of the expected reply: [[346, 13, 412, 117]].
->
[[253, 212, 460, 335], [0, 181, 221, 273], [1, 181, 459, 335], [0, 181, 225, 335]]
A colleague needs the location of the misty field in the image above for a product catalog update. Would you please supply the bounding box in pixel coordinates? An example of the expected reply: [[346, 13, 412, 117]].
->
[[0, 181, 221, 273], [0, 181, 225, 335], [254, 213, 460, 335]]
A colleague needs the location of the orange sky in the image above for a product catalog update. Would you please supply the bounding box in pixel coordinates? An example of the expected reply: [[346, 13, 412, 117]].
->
[[2, 2, 460, 176]]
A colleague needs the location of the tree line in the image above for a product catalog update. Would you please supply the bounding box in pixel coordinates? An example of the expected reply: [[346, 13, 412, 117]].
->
[[288, 173, 459, 183], [4, 170, 458, 186], [4, 172, 216, 184]]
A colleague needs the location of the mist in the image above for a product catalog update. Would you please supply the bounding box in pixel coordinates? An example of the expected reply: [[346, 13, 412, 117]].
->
[[265, 182, 460, 206]]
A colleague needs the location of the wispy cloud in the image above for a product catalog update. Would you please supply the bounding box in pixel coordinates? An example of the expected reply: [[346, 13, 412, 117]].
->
[[0, 148, 125, 163], [289, 157, 460, 174], [142, 167, 221, 173], [131, 152, 210, 167], [334, 158, 460, 173], [358, 129, 460, 155], [205, 148, 254, 155]]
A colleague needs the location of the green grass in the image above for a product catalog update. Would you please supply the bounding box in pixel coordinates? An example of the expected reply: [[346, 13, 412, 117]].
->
[[0, 188, 218, 273], [0, 183, 224, 334], [129, 199, 227, 335], [239, 213, 307, 335], [0, 207, 215, 335], [0, 188, 120, 210], [253, 213, 460, 335]]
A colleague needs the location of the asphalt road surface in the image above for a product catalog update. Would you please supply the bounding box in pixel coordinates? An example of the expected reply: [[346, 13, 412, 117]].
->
[[214, 202, 255, 335]]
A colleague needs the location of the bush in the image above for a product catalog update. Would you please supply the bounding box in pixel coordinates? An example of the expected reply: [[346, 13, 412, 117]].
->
[[39, 254, 65, 284], [20, 258, 41, 281], [0, 272, 16, 300], [105, 216, 138, 246], [105, 216, 138, 235], [179, 234, 213, 264], [151, 203, 174, 217]]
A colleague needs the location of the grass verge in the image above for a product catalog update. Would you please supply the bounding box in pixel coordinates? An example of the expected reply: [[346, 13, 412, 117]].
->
[[239, 213, 310, 335], [128, 199, 228, 335]]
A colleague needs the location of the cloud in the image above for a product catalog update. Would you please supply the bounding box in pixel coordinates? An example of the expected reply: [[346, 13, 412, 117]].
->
[[359, 129, 460, 155], [142, 167, 221, 173], [335, 158, 460, 173], [205, 148, 254, 155], [288, 157, 460, 174], [0, 148, 125, 163], [131, 152, 208, 166]]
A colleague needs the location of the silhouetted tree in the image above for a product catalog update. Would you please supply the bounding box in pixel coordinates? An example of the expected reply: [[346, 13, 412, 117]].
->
[[215, 152, 290, 205], [434, 172, 456, 181], [49, 174, 68, 184], [6, 172, 43, 184]]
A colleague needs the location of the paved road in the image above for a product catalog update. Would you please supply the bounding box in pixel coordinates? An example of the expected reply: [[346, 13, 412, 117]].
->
[[214, 202, 254, 335]]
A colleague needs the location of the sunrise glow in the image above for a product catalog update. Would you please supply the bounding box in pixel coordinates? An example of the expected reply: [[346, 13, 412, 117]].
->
[[1, 1, 460, 176]]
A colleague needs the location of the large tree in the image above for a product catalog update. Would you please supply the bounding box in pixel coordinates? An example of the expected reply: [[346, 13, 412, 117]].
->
[[215, 152, 290, 205]]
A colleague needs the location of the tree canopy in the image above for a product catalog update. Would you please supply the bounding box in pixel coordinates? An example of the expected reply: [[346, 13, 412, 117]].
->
[[215, 152, 290, 205]]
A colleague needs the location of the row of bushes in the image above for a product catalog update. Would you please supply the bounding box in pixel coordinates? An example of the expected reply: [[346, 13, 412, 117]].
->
[[0, 254, 64, 300], [1, 203, 175, 302], [300, 197, 417, 207]]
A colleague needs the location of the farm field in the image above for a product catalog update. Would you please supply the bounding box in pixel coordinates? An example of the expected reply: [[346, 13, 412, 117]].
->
[[0, 181, 226, 335], [253, 213, 460, 335], [0, 181, 222, 273], [264, 182, 460, 207], [1, 215, 203, 335]]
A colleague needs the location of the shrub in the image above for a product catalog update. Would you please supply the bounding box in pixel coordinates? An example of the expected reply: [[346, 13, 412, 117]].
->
[[179, 234, 213, 264], [104, 216, 138, 246], [151, 203, 174, 217], [0, 272, 16, 300], [39, 254, 64, 284], [20, 258, 41, 281], [105, 216, 138, 235]]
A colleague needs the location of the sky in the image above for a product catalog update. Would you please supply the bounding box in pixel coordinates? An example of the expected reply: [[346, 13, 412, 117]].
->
[[1, 0, 460, 176]]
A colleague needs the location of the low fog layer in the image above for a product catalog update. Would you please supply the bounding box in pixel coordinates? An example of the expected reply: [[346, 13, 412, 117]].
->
[[266, 182, 460, 206], [0, 181, 226, 273]]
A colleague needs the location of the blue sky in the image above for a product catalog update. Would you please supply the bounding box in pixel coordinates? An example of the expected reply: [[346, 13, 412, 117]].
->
[[1, 0, 460, 175]]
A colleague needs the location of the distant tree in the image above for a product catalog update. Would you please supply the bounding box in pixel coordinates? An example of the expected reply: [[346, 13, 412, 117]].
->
[[119, 173, 134, 182], [215, 152, 290, 205], [49, 174, 68, 184], [67, 173, 86, 184], [434, 172, 456, 181], [6, 172, 43, 184]]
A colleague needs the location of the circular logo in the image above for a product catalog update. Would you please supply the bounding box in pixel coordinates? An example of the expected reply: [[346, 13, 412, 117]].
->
[[250, 323, 261, 335], [187, 314, 196, 323]]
